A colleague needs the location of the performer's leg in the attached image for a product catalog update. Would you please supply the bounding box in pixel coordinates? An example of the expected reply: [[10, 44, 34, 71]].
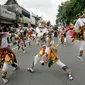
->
[[17, 42, 20, 50], [28, 38, 31, 46], [77, 41, 85, 61], [56, 60, 73, 80], [36, 38, 39, 45], [13, 53, 17, 63], [64, 37, 67, 47], [27, 54, 41, 72], [8, 48, 18, 64], [11, 61, 19, 71], [28, 42, 31, 46], [24, 41, 26, 47], [57, 37, 61, 45], [61, 37, 64, 44], [21, 44, 25, 53], [9, 50, 19, 71], [2, 63, 9, 84]]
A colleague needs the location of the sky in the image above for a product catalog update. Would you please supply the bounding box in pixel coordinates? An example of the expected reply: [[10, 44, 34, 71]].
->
[[0, 0, 66, 25]]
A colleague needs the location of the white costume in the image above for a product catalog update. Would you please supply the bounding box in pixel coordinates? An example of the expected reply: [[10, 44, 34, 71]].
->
[[74, 18, 85, 32], [35, 27, 48, 45], [74, 18, 85, 50], [74, 17, 85, 61], [0, 32, 10, 49]]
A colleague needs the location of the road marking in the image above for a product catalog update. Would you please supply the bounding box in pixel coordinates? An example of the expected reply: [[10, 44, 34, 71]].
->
[[9, 43, 13, 46], [12, 41, 29, 50], [12, 47, 18, 50], [12, 40, 60, 50], [57, 43, 60, 47]]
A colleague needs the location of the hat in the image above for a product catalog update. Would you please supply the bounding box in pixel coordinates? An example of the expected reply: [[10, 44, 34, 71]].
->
[[38, 23, 44, 28], [39, 20, 47, 27], [70, 25, 74, 29]]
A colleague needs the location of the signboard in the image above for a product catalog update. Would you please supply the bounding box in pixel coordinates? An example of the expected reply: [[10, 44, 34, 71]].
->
[[31, 17, 36, 25], [0, 6, 16, 20], [16, 7, 22, 14], [23, 16, 31, 23], [20, 18, 24, 23]]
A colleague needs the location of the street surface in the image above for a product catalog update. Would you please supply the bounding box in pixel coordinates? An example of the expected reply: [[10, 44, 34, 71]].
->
[[0, 40, 85, 85]]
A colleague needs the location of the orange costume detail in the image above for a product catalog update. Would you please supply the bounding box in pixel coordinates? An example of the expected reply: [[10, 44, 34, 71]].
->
[[38, 45, 58, 66], [27, 31, 33, 39]]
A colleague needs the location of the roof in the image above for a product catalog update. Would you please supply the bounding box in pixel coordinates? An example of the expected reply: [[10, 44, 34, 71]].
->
[[5, 0, 19, 5]]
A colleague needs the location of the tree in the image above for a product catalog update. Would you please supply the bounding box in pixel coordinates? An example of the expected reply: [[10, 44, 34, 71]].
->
[[53, 25, 58, 30], [56, 0, 85, 25]]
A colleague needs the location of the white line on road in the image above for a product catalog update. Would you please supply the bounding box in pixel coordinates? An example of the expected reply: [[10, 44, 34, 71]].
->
[[12, 40, 60, 50], [57, 43, 60, 47], [12, 41, 29, 50]]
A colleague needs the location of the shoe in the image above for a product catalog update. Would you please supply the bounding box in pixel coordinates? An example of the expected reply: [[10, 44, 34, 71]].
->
[[2, 78, 9, 84], [40, 61, 44, 66], [13, 66, 19, 71], [36, 42, 39, 45], [72, 39, 75, 42], [27, 67, 34, 73], [77, 56, 83, 62], [67, 74, 74, 80], [16, 49, 19, 52], [24, 44, 26, 47], [64, 44, 67, 47], [23, 51, 25, 53]]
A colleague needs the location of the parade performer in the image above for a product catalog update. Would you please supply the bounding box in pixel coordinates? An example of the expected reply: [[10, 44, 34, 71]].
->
[[58, 26, 67, 46], [31, 31, 36, 40], [35, 20, 48, 45], [26, 22, 34, 46], [26, 29, 32, 46], [67, 25, 75, 42], [0, 27, 19, 84], [15, 31, 26, 53], [63, 29, 67, 47], [1, 50, 18, 84], [27, 35, 73, 80], [74, 10, 85, 61]]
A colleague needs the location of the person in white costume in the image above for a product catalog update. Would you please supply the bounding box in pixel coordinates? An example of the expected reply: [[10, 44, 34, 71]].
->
[[27, 35, 73, 80], [35, 21, 48, 45], [0, 26, 19, 84], [74, 10, 85, 61]]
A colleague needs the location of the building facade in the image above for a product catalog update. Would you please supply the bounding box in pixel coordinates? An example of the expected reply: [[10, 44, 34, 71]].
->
[[0, 0, 41, 27]]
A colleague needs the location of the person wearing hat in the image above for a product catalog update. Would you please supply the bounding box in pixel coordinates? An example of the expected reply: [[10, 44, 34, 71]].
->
[[16, 31, 26, 53], [74, 9, 85, 61], [67, 25, 75, 43], [0, 27, 19, 84], [27, 35, 73, 80], [1, 49, 18, 84], [35, 21, 48, 45], [26, 22, 33, 46]]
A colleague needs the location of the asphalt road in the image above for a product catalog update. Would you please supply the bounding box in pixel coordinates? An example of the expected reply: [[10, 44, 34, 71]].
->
[[0, 40, 85, 85]]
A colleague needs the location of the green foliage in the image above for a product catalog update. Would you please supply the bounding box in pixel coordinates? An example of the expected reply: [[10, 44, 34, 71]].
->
[[53, 25, 58, 30], [56, 0, 85, 25]]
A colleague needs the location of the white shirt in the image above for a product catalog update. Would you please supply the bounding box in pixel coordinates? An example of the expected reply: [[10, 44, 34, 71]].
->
[[74, 18, 85, 32], [15, 34, 18, 38], [1, 32, 9, 48], [42, 27, 48, 34], [45, 46, 50, 54], [36, 27, 41, 33]]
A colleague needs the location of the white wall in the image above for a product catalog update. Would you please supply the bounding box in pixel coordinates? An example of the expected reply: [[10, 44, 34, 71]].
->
[[0, 6, 16, 20]]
